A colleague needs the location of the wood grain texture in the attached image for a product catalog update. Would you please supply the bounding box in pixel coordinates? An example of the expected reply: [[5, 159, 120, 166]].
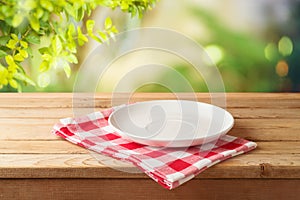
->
[[1, 118, 299, 141], [0, 93, 299, 198], [0, 153, 299, 179], [0, 141, 299, 154], [1, 93, 300, 108], [1, 107, 300, 119], [0, 179, 299, 200]]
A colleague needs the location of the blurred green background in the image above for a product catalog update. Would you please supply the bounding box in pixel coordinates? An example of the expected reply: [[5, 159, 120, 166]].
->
[[5, 0, 300, 92]]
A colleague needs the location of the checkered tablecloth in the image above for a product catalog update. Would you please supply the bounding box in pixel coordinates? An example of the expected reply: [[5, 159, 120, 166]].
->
[[52, 106, 257, 190]]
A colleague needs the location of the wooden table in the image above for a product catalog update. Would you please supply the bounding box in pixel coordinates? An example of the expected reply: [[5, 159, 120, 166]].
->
[[0, 93, 299, 200]]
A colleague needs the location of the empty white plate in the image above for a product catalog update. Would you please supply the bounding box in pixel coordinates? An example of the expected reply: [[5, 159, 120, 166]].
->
[[108, 100, 234, 147]]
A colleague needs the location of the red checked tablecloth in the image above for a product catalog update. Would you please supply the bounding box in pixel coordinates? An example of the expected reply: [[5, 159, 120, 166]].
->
[[52, 107, 257, 190]]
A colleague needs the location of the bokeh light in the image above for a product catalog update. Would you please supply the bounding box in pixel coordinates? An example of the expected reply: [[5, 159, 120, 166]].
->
[[278, 36, 293, 57], [264, 43, 278, 61], [278, 36, 293, 56], [276, 60, 289, 77], [1, 0, 299, 92], [204, 45, 224, 65]]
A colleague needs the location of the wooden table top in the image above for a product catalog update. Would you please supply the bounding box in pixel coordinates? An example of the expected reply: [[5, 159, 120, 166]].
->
[[0, 92, 299, 180]]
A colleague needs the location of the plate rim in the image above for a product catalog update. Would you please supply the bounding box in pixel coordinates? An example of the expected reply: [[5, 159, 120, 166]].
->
[[108, 100, 234, 146]]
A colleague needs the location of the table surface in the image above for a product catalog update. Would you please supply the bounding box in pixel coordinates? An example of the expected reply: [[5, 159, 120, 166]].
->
[[0, 93, 300, 200]]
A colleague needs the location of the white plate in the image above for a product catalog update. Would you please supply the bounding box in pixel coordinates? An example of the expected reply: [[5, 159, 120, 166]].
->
[[108, 100, 234, 147]]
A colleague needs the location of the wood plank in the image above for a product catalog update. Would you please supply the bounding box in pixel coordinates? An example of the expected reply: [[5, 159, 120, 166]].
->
[[0, 107, 94, 119], [0, 118, 59, 125], [0, 93, 300, 108], [0, 92, 299, 191], [11, 141, 300, 154], [0, 153, 299, 179], [0, 118, 60, 140], [0, 179, 299, 200], [0, 124, 58, 140], [0, 141, 299, 154], [231, 119, 300, 141], [2, 118, 299, 128], [231, 108, 300, 119], [1, 107, 300, 119], [1, 118, 299, 141], [234, 119, 300, 129], [2, 126, 300, 141], [0, 141, 88, 154], [229, 128, 300, 141]]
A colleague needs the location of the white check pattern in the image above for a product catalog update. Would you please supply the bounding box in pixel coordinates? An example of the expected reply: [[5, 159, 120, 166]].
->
[[52, 107, 257, 190]]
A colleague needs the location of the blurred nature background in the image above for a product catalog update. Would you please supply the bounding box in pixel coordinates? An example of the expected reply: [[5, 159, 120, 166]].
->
[[12, 0, 300, 92]]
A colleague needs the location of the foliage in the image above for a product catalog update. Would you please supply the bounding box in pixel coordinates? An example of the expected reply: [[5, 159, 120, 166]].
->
[[139, 5, 298, 93], [189, 7, 297, 92], [0, 0, 157, 91], [190, 7, 278, 92]]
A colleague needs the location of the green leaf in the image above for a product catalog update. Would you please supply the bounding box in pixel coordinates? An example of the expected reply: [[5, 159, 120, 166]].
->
[[66, 41, 77, 53], [41, 53, 52, 61], [9, 79, 18, 89], [24, 0, 37, 11], [67, 24, 75, 38], [98, 31, 108, 41], [2, 78, 8, 86], [64, 2, 76, 18], [0, 65, 8, 83], [121, 1, 129, 10], [105, 17, 112, 29], [110, 26, 118, 33], [63, 62, 71, 78], [40, 0, 54, 12], [0, 36, 10, 46], [12, 14, 24, 27], [38, 47, 49, 54], [0, 46, 10, 53], [39, 61, 50, 72], [76, 7, 84, 21], [41, 11, 50, 23], [90, 34, 102, 43], [14, 72, 36, 86], [6, 39, 17, 49], [5, 55, 15, 66], [25, 33, 41, 44], [7, 65, 17, 74], [130, 6, 137, 17], [27, 46, 33, 58], [86, 20, 95, 35], [13, 54, 24, 62], [0, 21, 11, 35], [11, 34, 19, 41], [20, 41, 28, 48], [77, 27, 88, 46], [0, 49, 7, 58], [65, 54, 78, 64], [73, 2, 82, 10], [52, 35, 62, 55], [36, 8, 44, 19], [29, 15, 40, 32], [19, 49, 28, 58]]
